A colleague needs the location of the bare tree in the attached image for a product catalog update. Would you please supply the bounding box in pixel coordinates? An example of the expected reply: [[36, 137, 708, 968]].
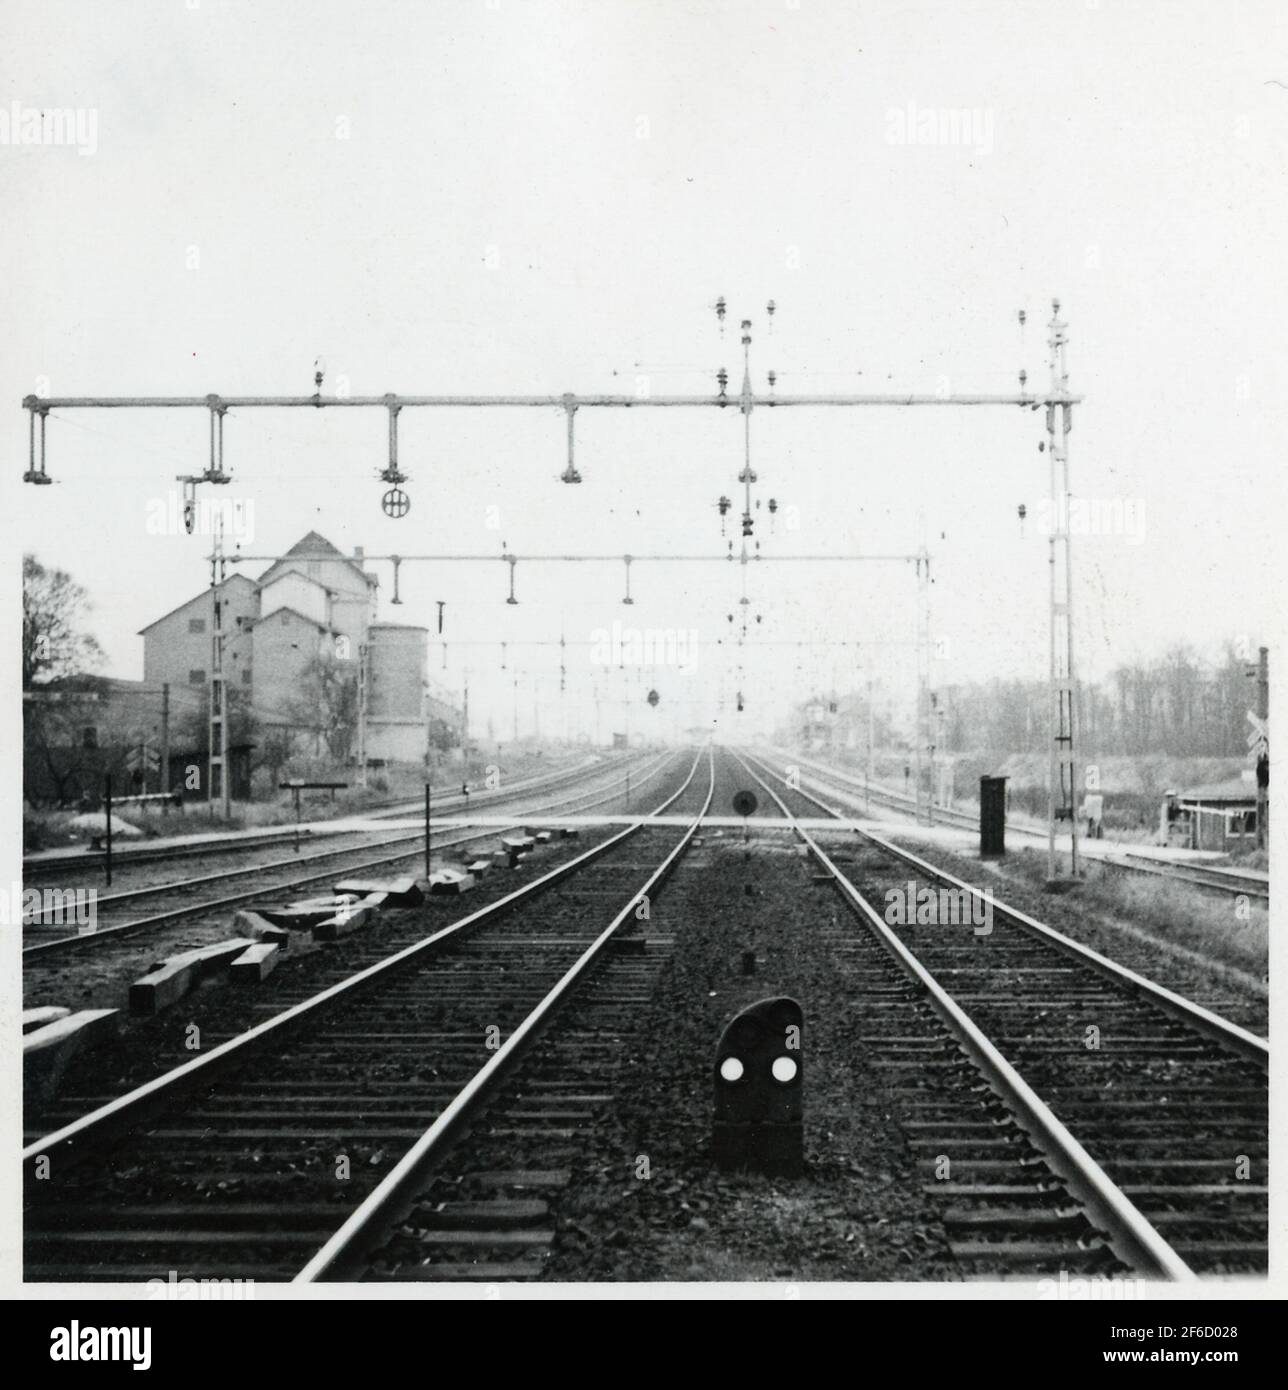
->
[[256, 727, 295, 786], [22, 557, 109, 804], [170, 685, 259, 752], [286, 655, 359, 762], [23, 554, 103, 688]]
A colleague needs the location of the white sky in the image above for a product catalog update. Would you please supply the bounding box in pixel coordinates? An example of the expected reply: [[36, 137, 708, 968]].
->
[[3, 0, 1286, 743]]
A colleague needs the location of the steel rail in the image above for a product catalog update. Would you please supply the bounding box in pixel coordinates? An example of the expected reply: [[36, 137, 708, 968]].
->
[[750, 750, 1269, 1064], [23, 750, 676, 955], [20, 754, 631, 879], [1104, 855, 1270, 902], [733, 751, 1197, 1283], [856, 823, 1271, 1065], [773, 748, 1271, 908], [294, 746, 715, 1282], [767, 745, 983, 828], [24, 750, 665, 919], [24, 827, 324, 879], [22, 748, 703, 1177]]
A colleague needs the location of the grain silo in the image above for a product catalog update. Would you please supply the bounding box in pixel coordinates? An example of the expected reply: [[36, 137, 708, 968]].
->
[[366, 623, 428, 763]]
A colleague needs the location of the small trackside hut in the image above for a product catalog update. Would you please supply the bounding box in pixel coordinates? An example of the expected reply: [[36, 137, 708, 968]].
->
[[1159, 780, 1259, 852]]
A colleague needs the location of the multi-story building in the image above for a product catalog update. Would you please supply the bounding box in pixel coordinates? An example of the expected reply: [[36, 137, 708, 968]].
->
[[138, 531, 447, 771], [255, 531, 378, 658], [140, 573, 259, 695]]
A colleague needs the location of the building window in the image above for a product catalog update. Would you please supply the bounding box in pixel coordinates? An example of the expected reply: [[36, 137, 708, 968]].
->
[[189, 669, 206, 685], [242, 669, 252, 684], [189, 618, 206, 634], [82, 726, 97, 749]]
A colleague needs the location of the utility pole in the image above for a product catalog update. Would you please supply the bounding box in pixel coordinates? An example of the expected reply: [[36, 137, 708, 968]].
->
[[356, 643, 368, 789], [430, 783, 441, 878], [461, 669, 469, 772], [104, 773, 113, 887], [160, 682, 170, 812], [208, 512, 231, 820], [1255, 646, 1269, 850], [1046, 300, 1080, 883], [866, 676, 875, 814], [914, 533, 931, 826]]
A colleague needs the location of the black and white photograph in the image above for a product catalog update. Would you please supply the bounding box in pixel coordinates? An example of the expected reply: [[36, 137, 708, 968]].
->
[[3, 0, 1283, 1335]]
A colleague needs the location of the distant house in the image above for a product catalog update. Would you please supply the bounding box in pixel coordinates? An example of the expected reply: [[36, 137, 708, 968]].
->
[[131, 531, 458, 788], [23, 675, 165, 805], [1160, 779, 1259, 851]]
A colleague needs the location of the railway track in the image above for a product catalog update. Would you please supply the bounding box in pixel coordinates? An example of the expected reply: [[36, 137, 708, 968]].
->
[[23, 745, 1268, 1282], [770, 748, 979, 830], [23, 750, 675, 961], [23, 749, 710, 1282], [26, 826, 357, 880], [1097, 854, 1269, 903], [21, 752, 640, 889], [738, 750, 1268, 1278], [22, 750, 691, 1124], [333, 749, 1121, 1284], [776, 748, 1270, 904]]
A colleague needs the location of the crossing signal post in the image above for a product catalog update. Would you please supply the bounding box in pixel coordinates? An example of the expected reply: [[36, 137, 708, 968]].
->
[[125, 740, 161, 789]]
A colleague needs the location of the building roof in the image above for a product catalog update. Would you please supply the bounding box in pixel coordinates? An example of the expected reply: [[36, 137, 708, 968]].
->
[[257, 531, 377, 589], [249, 605, 334, 634], [259, 568, 332, 596], [137, 573, 257, 635], [1178, 779, 1257, 803]]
